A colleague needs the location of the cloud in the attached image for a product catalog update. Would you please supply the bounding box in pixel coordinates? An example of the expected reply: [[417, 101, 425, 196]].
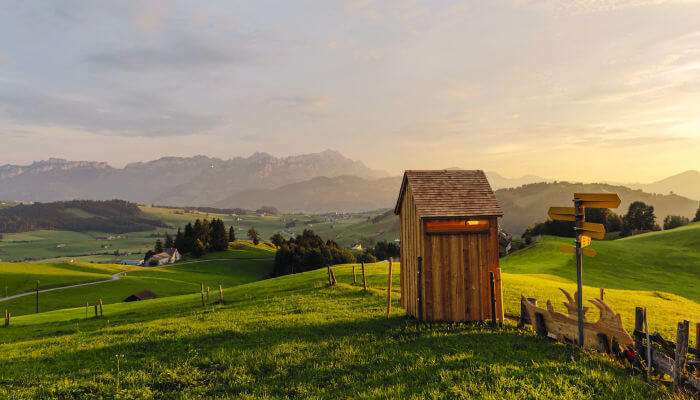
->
[[511, 0, 695, 16], [266, 95, 333, 117], [85, 39, 255, 71], [0, 85, 221, 137]]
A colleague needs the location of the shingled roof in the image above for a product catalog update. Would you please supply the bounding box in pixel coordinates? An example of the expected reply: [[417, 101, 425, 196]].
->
[[394, 170, 503, 218]]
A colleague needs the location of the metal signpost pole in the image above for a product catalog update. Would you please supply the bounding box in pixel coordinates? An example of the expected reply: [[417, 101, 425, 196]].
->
[[574, 198, 584, 347]]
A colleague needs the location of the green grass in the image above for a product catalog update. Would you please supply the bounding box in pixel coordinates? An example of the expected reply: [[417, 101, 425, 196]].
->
[[0, 261, 140, 298], [0, 264, 673, 399], [0, 242, 275, 316], [501, 222, 700, 302]]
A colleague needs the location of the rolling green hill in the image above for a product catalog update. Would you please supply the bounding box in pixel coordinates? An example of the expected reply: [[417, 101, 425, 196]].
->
[[0, 242, 276, 316], [1, 263, 676, 399], [501, 222, 700, 302]]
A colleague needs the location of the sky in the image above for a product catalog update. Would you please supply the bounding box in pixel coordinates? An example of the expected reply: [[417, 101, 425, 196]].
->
[[0, 0, 699, 183]]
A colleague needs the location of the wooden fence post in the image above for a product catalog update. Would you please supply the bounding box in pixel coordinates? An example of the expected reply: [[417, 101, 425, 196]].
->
[[352, 265, 356, 284], [207, 286, 210, 303], [330, 268, 337, 286], [4, 310, 9, 327], [219, 285, 223, 304], [94, 304, 98, 319], [327, 266, 332, 286], [35, 280, 40, 314], [489, 271, 497, 325], [673, 320, 689, 391], [634, 307, 644, 350], [696, 322, 700, 357], [644, 308, 651, 378], [85, 302, 89, 320], [386, 258, 393, 316], [361, 262, 367, 291], [99, 299, 103, 318]]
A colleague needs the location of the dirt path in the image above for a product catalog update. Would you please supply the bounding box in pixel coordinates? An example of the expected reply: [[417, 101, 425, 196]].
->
[[0, 258, 273, 303]]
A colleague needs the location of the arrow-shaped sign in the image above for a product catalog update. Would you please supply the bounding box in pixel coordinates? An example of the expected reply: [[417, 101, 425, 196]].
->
[[574, 193, 621, 209], [560, 244, 597, 257], [548, 206, 575, 221], [579, 222, 606, 239]]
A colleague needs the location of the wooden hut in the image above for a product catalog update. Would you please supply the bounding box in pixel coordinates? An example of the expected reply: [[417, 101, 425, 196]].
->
[[394, 170, 504, 322]]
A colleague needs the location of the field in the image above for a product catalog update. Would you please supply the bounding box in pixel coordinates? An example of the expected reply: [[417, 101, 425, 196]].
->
[[0, 225, 697, 398], [1, 264, 674, 399], [0, 207, 391, 262], [0, 242, 276, 316]]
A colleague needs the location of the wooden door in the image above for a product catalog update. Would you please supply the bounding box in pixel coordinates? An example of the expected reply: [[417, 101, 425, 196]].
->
[[423, 232, 489, 321]]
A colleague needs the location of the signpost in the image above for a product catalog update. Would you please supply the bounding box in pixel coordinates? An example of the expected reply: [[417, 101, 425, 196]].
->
[[547, 193, 620, 347]]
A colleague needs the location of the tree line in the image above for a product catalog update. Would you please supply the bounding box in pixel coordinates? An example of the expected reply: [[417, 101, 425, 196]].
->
[[0, 200, 166, 233], [271, 229, 400, 277], [522, 201, 699, 242]]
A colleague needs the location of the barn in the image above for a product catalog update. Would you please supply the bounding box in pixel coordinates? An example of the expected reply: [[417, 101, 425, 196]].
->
[[394, 170, 504, 322]]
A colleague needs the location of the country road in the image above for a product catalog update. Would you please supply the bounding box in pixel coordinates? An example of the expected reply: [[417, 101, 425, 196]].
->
[[0, 257, 274, 303]]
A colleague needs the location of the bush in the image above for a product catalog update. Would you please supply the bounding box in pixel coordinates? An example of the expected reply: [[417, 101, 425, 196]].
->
[[356, 252, 378, 264], [663, 215, 690, 230], [272, 229, 356, 276]]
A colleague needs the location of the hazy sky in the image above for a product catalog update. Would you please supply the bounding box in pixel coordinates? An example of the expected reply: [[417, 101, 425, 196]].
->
[[1, 0, 699, 182]]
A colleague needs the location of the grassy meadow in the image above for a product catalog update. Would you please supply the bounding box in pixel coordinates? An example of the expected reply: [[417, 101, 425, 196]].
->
[[1, 263, 676, 399], [0, 224, 697, 398], [0, 242, 275, 316]]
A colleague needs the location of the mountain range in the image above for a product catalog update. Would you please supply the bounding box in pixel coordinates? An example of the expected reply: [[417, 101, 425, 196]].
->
[[1, 152, 697, 235]]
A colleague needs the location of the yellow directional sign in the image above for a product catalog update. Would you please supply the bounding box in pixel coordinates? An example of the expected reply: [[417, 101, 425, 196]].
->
[[574, 193, 621, 209], [580, 222, 606, 239], [548, 206, 575, 221], [560, 244, 597, 257], [580, 235, 591, 248]]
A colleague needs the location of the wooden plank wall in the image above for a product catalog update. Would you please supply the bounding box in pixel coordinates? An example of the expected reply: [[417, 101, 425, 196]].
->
[[420, 216, 503, 322], [399, 185, 422, 317]]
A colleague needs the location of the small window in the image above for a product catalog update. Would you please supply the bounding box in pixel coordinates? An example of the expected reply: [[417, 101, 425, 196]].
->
[[425, 219, 489, 233]]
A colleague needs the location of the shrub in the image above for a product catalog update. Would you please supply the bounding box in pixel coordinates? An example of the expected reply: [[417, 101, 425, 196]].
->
[[663, 215, 690, 230]]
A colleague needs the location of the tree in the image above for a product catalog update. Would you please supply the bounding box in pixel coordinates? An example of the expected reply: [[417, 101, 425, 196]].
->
[[694, 203, 700, 222], [621, 201, 659, 236], [154, 239, 163, 253], [192, 239, 206, 257], [270, 233, 286, 247], [174, 228, 185, 253], [143, 250, 155, 262], [229, 226, 236, 242], [164, 233, 174, 249], [248, 226, 261, 245], [663, 215, 690, 230], [256, 206, 279, 215], [210, 218, 229, 251]]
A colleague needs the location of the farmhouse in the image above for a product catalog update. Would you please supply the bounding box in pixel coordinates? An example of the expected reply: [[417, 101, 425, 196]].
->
[[146, 248, 181, 266], [394, 170, 504, 323]]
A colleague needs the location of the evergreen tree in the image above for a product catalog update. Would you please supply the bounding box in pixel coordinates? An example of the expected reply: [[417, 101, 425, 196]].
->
[[174, 228, 185, 253], [229, 226, 236, 242], [192, 239, 206, 257], [164, 233, 174, 249], [183, 222, 194, 253], [270, 233, 285, 247], [210, 218, 229, 251], [143, 250, 155, 262], [694, 203, 700, 222], [154, 239, 163, 253], [248, 226, 261, 245]]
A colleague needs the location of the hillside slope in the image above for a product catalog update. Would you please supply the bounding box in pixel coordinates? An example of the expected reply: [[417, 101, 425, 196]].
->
[[2, 263, 673, 399], [630, 170, 700, 201], [500, 222, 700, 302]]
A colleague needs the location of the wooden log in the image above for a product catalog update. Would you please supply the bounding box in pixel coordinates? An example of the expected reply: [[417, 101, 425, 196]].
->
[[535, 312, 547, 337], [686, 373, 700, 391], [387, 258, 393, 316], [361, 262, 367, 291], [674, 320, 689, 391], [99, 299, 103, 318], [352, 265, 356, 284], [219, 285, 223, 304], [597, 333, 611, 354], [519, 298, 537, 327], [652, 348, 674, 377]]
